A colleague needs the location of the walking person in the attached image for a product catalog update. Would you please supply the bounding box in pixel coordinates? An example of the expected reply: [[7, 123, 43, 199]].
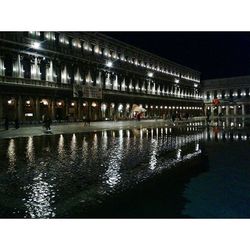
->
[[43, 114, 52, 132], [46, 115, 52, 131]]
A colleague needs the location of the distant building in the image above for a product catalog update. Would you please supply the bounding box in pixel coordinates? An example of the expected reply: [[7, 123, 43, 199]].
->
[[0, 32, 203, 123], [203, 76, 250, 116]]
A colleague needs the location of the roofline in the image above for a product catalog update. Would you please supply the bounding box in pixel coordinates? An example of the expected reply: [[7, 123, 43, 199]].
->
[[203, 75, 250, 82], [84, 32, 201, 75]]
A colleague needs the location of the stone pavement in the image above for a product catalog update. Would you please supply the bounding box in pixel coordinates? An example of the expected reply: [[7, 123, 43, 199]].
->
[[0, 118, 205, 139]]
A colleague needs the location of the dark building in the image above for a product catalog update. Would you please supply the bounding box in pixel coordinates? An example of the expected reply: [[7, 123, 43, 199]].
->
[[0, 32, 203, 123]]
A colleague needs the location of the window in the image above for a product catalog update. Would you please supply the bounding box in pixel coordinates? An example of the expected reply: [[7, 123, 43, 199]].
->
[[44, 32, 56, 41]]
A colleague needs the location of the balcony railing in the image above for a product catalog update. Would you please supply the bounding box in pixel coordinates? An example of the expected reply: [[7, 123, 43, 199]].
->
[[0, 75, 72, 90], [103, 88, 203, 101]]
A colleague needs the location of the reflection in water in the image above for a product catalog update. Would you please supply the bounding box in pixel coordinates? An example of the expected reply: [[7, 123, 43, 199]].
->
[[58, 134, 65, 158], [26, 137, 35, 164], [176, 149, 182, 160], [204, 127, 250, 142], [104, 130, 123, 188], [102, 130, 108, 152], [126, 130, 130, 138], [7, 139, 16, 173], [70, 134, 77, 159], [23, 173, 56, 218], [149, 139, 158, 170], [2, 120, 250, 218], [92, 133, 98, 156]]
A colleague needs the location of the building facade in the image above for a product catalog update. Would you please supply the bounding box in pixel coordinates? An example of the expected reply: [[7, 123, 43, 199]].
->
[[203, 76, 250, 117], [0, 32, 203, 123]]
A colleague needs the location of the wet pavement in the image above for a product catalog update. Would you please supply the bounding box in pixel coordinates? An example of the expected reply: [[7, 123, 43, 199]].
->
[[0, 118, 205, 139]]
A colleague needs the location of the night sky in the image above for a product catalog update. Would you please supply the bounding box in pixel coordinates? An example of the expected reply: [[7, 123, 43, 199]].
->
[[103, 32, 250, 80]]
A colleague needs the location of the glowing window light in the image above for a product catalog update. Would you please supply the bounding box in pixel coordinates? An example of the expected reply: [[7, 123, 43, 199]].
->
[[147, 72, 153, 78], [40, 99, 48, 105], [32, 41, 40, 49], [118, 104, 123, 111], [106, 61, 113, 67], [101, 103, 107, 111], [92, 102, 97, 107]]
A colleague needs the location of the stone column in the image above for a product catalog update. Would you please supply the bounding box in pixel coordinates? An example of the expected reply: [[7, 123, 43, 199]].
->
[[218, 106, 222, 115], [35, 98, 40, 121], [88, 101, 92, 120], [65, 99, 69, 118], [78, 100, 81, 120], [98, 101, 102, 120], [51, 99, 55, 120], [211, 106, 214, 117], [0, 95, 3, 119], [17, 96, 23, 121], [204, 106, 207, 116], [233, 105, 237, 116], [226, 106, 229, 116], [242, 104, 245, 116]]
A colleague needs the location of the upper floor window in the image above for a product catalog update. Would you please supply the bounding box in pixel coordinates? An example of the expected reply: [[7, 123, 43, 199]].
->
[[44, 32, 56, 41], [72, 38, 81, 48], [0, 57, 5, 76], [94, 44, 102, 54], [28, 31, 40, 38], [111, 51, 118, 59], [103, 48, 111, 57], [83, 41, 92, 51], [59, 34, 69, 45]]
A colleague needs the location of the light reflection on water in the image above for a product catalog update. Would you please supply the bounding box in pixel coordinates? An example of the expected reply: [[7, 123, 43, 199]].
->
[[7, 139, 16, 173], [23, 173, 56, 218], [149, 139, 157, 170], [103, 130, 123, 188], [26, 136, 34, 164], [58, 134, 65, 157], [1, 123, 250, 218]]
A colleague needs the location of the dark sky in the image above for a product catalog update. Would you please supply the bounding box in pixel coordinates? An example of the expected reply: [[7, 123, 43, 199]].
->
[[103, 32, 250, 80]]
